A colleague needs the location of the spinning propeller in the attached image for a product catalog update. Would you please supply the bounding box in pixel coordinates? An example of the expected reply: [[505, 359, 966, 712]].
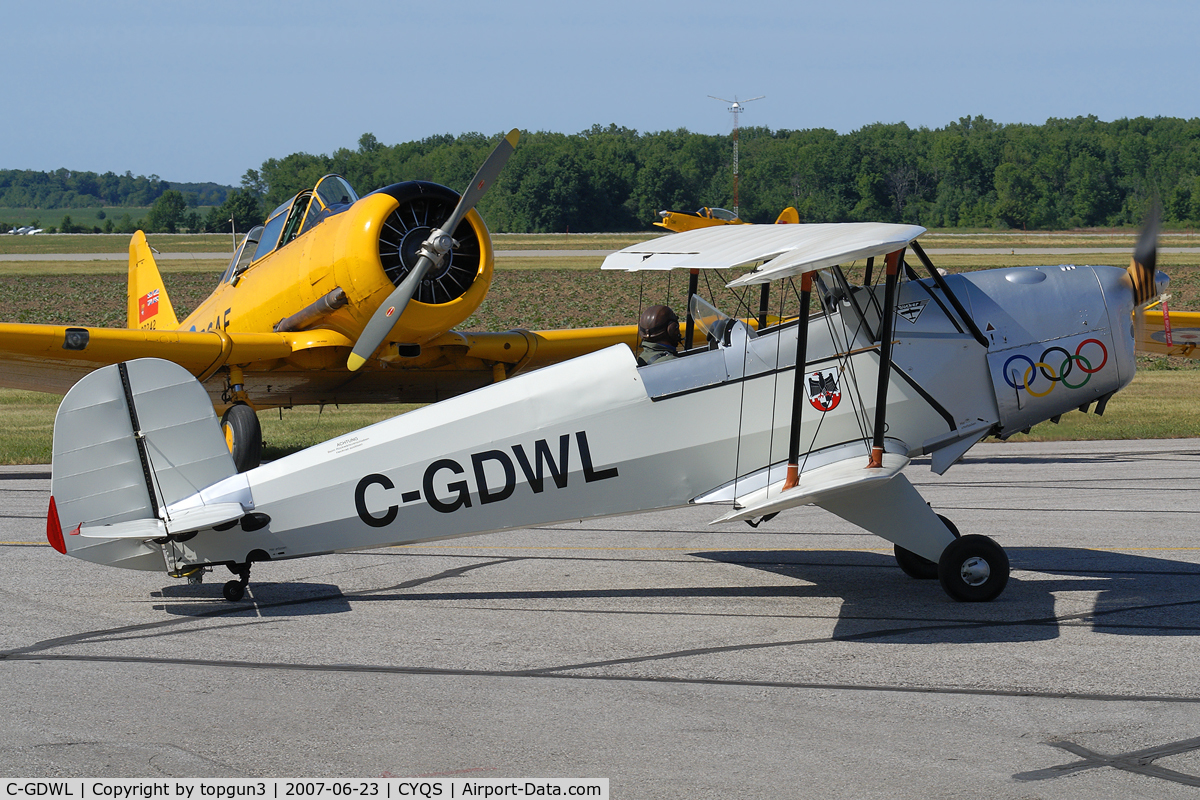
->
[[1128, 201, 1160, 308], [1128, 202, 1166, 356], [347, 128, 521, 371]]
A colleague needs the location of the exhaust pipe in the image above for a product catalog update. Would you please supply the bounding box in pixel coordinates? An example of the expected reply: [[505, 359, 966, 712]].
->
[[274, 287, 348, 333]]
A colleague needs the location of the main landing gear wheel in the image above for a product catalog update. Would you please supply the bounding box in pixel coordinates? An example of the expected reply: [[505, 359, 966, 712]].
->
[[895, 515, 960, 580], [937, 534, 1009, 602], [221, 403, 262, 473]]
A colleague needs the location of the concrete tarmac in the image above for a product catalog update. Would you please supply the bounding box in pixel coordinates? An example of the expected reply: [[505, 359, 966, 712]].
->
[[2, 438, 1199, 798]]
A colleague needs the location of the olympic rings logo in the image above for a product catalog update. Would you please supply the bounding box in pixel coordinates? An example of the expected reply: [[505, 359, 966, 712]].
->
[[1002, 338, 1108, 397]]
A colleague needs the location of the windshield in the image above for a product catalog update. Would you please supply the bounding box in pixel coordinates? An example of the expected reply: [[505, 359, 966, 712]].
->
[[688, 294, 756, 348], [315, 174, 357, 208]]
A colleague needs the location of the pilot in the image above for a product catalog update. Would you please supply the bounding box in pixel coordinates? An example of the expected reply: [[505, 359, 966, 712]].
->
[[637, 304, 682, 365]]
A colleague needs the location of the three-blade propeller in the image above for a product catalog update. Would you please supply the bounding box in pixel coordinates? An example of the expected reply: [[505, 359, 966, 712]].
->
[[347, 128, 521, 371]]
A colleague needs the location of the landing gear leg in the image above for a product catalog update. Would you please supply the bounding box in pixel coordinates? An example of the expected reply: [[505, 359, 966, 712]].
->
[[937, 534, 1010, 602], [895, 514, 960, 580], [223, 563, 251, 602]]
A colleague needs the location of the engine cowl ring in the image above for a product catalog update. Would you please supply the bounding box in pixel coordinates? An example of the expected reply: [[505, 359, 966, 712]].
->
[[372, 181, 483, 306]]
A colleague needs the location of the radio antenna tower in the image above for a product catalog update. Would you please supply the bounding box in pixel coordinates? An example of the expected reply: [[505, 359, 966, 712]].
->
[[709, 94, 764, 218]]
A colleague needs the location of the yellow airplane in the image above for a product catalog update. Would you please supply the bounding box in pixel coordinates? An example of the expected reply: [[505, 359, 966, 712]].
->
[[655, 205, 799, 232], [1138, 303, 1200, 359], [0, 130, 636, 470]]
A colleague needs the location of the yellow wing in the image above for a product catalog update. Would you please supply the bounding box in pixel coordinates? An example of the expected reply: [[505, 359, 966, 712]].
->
[[0, 323, 293, 395], [1138, 308, 1200, 359], [0, 320, 637, 408]]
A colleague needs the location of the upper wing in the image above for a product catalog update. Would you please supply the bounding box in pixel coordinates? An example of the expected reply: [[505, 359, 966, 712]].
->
[[602, 222, 925, 286], [0, 323, 293, 394]]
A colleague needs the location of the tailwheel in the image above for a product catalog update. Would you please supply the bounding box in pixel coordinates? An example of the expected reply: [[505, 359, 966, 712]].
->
[[937, 534, 1009, 602], [895, 514, 960, 580], [222, 563, 251, 602], [221, 403, 262, 473]]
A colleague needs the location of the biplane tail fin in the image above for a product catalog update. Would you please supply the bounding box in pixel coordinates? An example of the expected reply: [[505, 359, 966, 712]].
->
[[47, 359, 245, 570], [126, 231, 180, 330]]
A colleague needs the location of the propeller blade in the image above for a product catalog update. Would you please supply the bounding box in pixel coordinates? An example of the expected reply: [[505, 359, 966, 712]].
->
[[1128, 201, 1160, 307], [443, 128, 521, 235], [347, 129, 520, 371]]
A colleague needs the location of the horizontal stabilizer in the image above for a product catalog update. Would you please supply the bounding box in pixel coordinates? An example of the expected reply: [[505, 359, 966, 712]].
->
[[164, 502, 245, 535], [711, 452, 909, 525], [78, 502, 245, 541], [77, 519, 166, 540]]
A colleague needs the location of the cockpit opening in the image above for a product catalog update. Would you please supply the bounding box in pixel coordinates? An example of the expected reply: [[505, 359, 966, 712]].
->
[[240, 175, 362, 271]]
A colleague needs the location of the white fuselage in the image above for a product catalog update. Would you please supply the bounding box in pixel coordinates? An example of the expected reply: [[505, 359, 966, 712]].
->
[[131, 264, 1136, 574]]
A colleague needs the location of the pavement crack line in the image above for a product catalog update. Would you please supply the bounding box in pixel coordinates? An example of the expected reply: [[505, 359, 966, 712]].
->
[[4, 651, 1200, 705], [1014, 735, 1200, 787]]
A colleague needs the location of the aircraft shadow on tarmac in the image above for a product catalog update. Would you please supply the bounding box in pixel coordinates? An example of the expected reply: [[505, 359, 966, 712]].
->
[[697, 547, 1200, 644], [142, 547, 1200, 643], [152, 581, 353, 617]]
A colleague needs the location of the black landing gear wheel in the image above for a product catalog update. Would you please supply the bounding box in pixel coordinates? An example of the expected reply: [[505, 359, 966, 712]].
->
[[221, 403, 262, 473], [222, 563, 251, 602], [937, 534, 1010, 602], [895, 515, 960, 580]]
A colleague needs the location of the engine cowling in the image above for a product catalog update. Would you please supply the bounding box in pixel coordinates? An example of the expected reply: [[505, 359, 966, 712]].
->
[[331, 181, 494, 347]]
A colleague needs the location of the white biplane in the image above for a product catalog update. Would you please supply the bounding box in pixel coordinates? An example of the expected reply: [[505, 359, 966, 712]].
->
[[42, 143, 1167, 603]]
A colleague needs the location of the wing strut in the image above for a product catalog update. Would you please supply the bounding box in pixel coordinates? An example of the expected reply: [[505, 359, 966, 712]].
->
[[908, 240, 988, 347], [867, 248, 903, 468], [684, 268, 700, 349], [756, 283, 771, 330], [781, 272, 814, 490]]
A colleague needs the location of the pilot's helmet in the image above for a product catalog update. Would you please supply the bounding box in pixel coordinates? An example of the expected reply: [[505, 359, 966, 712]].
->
[[639, 305, 681, 346]]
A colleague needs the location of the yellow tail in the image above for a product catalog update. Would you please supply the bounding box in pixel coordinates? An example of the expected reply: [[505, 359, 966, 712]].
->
[[127, 231, 179, 330]]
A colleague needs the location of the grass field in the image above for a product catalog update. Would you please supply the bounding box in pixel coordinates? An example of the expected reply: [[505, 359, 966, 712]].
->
[[0, 229, 1197, 464], [2, 363, 1196, 465], [0, 206, 150, 231]]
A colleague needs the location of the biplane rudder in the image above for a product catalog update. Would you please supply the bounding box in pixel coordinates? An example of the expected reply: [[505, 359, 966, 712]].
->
[[126, 231, 180, 331], [47, 358, 244, 571]]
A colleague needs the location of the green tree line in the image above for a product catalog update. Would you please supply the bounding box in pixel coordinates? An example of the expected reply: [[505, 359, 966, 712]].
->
[[0, 168, 230, 210], [13, 115, 1200, 234], [248, 116, 1200, 232]]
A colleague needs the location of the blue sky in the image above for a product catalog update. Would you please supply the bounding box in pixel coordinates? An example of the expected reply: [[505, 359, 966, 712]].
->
[[5, 0, 1198, 187]]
